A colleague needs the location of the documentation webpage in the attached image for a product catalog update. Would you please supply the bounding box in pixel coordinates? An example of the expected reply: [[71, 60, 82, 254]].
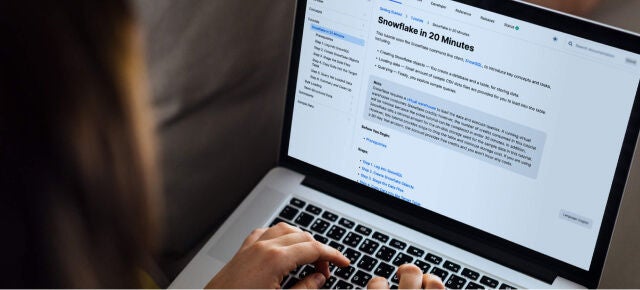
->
[[288, 0, 640, 270]]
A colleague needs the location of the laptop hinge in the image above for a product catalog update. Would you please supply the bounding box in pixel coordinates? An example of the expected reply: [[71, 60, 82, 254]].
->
[[302, 175, 557, 285]]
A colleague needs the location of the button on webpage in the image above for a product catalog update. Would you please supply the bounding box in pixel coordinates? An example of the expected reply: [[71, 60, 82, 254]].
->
[[559, 209, 592, 228], [626, 58, 637, 65]]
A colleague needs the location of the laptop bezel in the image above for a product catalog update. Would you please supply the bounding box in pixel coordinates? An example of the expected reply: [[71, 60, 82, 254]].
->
[[279, 0, 640, 288]]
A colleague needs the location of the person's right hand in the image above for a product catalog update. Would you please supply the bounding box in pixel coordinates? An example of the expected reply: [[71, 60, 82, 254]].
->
[[205, 222, 350, 289], [367, 264, 445, 289]]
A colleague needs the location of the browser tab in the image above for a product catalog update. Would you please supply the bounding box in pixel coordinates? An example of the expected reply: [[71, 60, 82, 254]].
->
[[429, 1, 447, 10], [454, 8, 472, 17], [479, 15, 495, 24]]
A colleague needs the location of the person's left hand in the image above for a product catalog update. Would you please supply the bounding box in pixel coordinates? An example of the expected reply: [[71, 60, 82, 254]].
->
[[205, 222, 350, 289], [367, 264, 445, 289]]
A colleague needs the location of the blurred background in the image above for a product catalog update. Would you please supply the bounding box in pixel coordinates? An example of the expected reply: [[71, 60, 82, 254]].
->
[[131, 0, 640, 287]]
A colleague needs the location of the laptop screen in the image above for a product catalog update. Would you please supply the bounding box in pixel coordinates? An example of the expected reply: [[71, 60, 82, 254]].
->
[[287, 0, 640, 270]]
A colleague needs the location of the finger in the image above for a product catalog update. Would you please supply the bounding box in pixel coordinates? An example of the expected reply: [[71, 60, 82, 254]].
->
[[270, 231, 315, 247], [367, 276, 389, 289], [397, 264, 423, 289], [239, 228, 267, 251], [422, 273, 445, 289], [284, 241, 350, 267], [290, 272, 326, 289], [259, 222, 302, 241], [313, 260, 330, 278]]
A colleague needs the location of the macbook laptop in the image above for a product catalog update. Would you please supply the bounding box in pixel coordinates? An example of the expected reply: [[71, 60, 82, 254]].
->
[[170, 0, 640, 288]]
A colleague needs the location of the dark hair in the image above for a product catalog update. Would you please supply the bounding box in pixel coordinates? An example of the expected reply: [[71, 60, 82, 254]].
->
[[0, 0, 159, 287]]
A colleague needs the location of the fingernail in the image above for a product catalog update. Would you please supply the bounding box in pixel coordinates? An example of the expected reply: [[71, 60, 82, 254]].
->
[[312, 273, 326, 287]]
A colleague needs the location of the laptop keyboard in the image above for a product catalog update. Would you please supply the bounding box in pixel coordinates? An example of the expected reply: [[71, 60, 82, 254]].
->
[[272, 198, 518, 289]]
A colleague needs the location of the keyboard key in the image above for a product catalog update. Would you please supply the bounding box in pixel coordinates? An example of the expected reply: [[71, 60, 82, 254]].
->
[[298, 265, 316, 279], [414, 260, 431, 273], [372, 231, 389, 243], [344, 248, 362, 264], [305, 204, 322, 215], [283, 277, 299, 289], [466, 281, 485, 289], [375, 246, 397, 262], [290, 198, 306, 208], [355, 224, 372, 236], [357, 255, 379, 271], [389, 239, 407, 250], [291, 265, 302, 275], [374, 262, 395, 278], [335, 266, 356, 280], [343, 232, 363, 248], [359, 239, 380, 255], [443, 261, 461, 273], [479, 276, 499, 288], [329, 241, 345, 252], [310, 219, 330, 234], [323, 276, 337, 289], [313, 234, 329, 244], [500, 283, 516, 289], [322, 211, 339, 222], [425, 253, 443, 265], [445, 274, 467, 289], [461, 268, 480, 281], [391, 272, 400, 284], [270, 218, 285, 227], [390, 284, 399, 289], [339, 218, 356, 229], [279, 205, 299, 220], [294, 212, 314, 227], [407, 245, 425, 257], [430, 267, 449, 281], [351, 270, 373, 287], [327, 225, 347, 241], [333, 280, 354, 289], [281, 274, 290, 286], [392, 253, 414, 266]]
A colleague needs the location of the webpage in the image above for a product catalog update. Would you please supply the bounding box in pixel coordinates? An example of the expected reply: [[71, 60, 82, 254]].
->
[[288, 0, 640, 270]]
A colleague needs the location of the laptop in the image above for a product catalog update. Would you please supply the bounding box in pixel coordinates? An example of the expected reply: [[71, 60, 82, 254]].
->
[[170, 0, 640, 288]]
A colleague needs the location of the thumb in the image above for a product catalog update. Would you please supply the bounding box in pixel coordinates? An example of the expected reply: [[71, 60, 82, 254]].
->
[[291, 273, 326, 289], [367, 276, 389, 289]]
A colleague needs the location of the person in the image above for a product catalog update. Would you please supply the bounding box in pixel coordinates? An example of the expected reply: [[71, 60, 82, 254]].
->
[[0, 0, 445, 288]]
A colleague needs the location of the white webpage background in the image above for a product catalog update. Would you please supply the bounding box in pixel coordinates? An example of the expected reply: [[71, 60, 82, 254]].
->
[[289, 0, 640, 270]]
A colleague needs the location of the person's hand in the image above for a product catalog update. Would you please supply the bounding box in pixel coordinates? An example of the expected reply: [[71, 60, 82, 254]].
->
[[205, 222, 350, 289], [367, 264, 445, 289]]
